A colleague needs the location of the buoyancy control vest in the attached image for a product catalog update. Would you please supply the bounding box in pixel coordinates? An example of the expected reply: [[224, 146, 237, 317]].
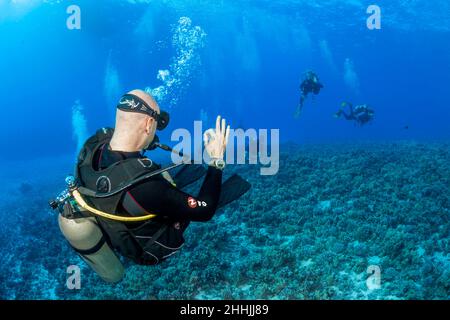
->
[[75, 128, 185, 265]]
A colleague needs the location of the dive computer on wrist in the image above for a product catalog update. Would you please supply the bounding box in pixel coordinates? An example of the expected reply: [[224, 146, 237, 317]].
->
[[210, 158, 226, 170]]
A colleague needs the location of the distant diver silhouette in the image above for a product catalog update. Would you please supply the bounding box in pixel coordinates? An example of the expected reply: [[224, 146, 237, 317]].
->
[[295, 70, 324, 118], [334, 102, 375, 126]]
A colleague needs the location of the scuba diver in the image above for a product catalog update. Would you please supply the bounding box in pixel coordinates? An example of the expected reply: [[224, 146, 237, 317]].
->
[[51, 89, 250, 283], [334, 102, 375, 126], [295, 70, 324, 118]]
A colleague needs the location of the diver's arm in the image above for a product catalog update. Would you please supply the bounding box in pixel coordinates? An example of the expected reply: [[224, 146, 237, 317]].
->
[[124, 115, 229, 223], [123, 166, 222, 222], [126, 115, 229, 222]]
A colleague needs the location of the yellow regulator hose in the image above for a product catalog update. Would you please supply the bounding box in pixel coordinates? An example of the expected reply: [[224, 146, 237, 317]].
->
[[72, 189, 156, 222]]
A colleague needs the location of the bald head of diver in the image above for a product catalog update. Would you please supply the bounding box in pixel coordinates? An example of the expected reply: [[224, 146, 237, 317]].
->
[[110, 89, 162, 153]]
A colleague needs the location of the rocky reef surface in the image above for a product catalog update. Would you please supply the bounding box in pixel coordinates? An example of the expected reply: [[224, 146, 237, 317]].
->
[[0, 142, 449, 299]]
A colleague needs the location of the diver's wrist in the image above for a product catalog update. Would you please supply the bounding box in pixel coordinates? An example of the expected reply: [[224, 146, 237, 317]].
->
[[209, 158, 226, 170]]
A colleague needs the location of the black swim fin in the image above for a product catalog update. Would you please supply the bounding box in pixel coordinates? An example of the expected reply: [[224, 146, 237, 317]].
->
[[218, 174, 251, 209], [173, 164, 207, 189]]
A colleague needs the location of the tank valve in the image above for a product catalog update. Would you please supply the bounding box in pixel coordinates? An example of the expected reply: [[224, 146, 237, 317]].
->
[[49, 175, 77, 211], [65, 175, 76, 188]]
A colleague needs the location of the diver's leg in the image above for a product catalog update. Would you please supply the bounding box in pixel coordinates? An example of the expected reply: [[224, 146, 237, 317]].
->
[[300, 94, 306, 107], [180, 220, 191, 233], [217, 174, 251, 209], [295, 95, 305, 118], [341, 111, 353, 121], [339, 102, 355, 120], [347, 103, 354, 115]]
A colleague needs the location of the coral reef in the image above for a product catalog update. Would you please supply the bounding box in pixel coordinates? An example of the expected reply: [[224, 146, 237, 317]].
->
[[0, 142, 449, 300]]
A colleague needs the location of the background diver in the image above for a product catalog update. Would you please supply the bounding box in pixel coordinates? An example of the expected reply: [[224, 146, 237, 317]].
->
[[295, 70, 324, 118], [334, 101, 375, 126], [53, 89, 251, 283]]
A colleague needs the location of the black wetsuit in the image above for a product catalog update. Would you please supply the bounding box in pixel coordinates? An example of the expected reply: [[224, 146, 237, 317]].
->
[[96, 144, 222, 230], [298, 75, 324, 113]]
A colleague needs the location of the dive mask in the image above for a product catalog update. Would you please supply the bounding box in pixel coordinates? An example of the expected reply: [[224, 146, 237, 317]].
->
[[117, 94, 170, 131]]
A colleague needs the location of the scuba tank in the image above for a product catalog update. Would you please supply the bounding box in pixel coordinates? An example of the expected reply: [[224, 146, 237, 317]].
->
[[58, 213, 124, 283], [51, 176, 124, 283]]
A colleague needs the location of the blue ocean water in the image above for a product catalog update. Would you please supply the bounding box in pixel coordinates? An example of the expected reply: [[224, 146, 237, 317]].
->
[[0, 0, 449, 300]]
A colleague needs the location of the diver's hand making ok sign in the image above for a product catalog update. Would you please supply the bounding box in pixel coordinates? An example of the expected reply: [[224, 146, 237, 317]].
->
[[203, 115, 230, 162]]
